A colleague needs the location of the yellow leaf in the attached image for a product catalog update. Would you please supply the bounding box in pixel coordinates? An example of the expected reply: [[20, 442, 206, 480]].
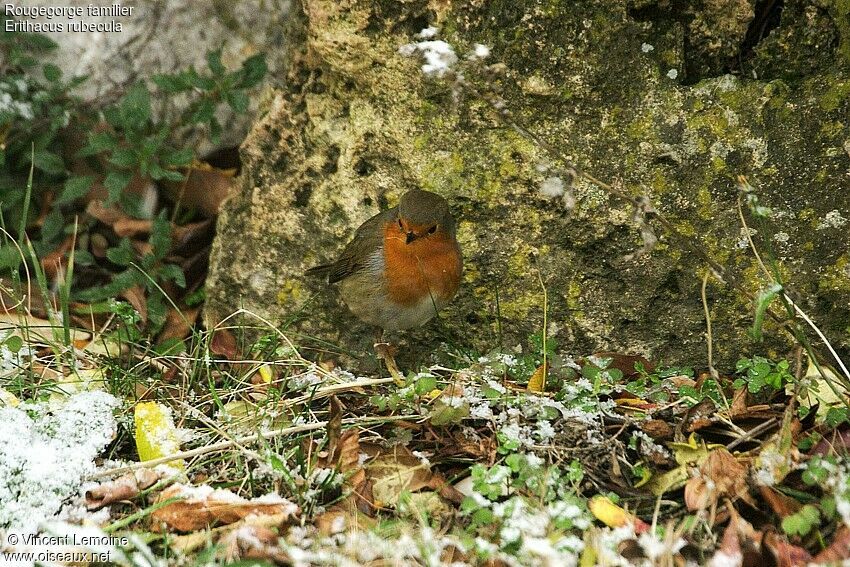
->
[[527, 363, 548, 392], [257, 364, 273, 384], [0, 388, 20, 407], [589, 495, 631, 528], [134, 401, 184, 470]]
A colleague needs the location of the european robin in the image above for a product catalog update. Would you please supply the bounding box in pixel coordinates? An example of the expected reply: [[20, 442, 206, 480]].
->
[[306, 189, 462, 380]]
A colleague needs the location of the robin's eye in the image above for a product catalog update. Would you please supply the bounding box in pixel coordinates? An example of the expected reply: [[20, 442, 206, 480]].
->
[[427, 225, 437, 234]]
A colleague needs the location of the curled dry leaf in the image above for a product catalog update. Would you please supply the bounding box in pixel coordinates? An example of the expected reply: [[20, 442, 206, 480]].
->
[[681, 397, 717, 433], [218, 525, 291, 564], [640, 419, 673, 441], [210, 328, 240, 360], [151, 484, 299, 532], [763, 531, 812, 567], [160, 163, 237, 217], [758, 486, 801, 520], [169, 512, 294, 555], [85, 468, 164, 510], [684, 448, 751, 512]]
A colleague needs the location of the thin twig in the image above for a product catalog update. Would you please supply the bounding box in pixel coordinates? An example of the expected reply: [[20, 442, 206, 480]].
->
[[89, 414, 420, 479], [726, 417, 778, 450]]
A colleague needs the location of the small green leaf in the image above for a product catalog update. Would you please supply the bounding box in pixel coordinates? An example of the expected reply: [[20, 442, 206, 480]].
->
[[42, 63, 61, 82], [161, 148, 194, 168], [160, 169, 185, 182], [109, 147, 137, 167], [31, 151, 65, 175], [190, 99, 215, 124], [187, 72, 216, 91], [0, 245, 22, 271], [106, 238, 135, 266], [120, 83, 152, 128], [103, 171, 133, 203], [209, 117, 222, 145], [150, 214, 172, 260], [40, 209, 65, 243], [76, 270, 141, 302], [73, 249, 95, 266], [148, 162, 167, 180], [59, 175, 95, 204], [415, 375, 437, 395], [152, 73, 191, 93], [4, 335, 23, 353], [206, 49, 226, 76], [159, 263, 186, 288], [226, 90, 249, 113], [78, 132, 117, 157], [237, 53, 268, 88]]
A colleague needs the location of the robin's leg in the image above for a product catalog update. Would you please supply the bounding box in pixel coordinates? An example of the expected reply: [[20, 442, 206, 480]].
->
[[373, 328, 404, 386]]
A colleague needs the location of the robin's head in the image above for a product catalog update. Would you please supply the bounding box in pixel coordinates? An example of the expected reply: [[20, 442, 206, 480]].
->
[[395, 189, 456, 245]]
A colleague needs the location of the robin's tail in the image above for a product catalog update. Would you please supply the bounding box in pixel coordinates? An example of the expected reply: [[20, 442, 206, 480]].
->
[[304, 264, 332, 280]]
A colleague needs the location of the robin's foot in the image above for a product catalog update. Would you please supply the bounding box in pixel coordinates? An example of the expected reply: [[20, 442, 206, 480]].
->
[[374, 342, 405, 386]]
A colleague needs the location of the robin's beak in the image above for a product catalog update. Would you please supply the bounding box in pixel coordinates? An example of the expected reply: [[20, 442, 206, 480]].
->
[[405, 231, 417, 244]]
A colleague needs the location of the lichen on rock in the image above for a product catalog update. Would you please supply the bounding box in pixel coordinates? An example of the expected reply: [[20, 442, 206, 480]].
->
[[206, 0, 850, 368]]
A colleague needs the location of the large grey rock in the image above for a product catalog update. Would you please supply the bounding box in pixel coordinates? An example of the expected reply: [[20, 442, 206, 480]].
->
[[206, 0, 850, 368], [10, 0, 296, 152]]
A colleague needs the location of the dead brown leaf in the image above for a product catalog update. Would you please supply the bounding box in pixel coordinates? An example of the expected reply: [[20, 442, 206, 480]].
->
[[210, 328, 239, 360], [640, 419, 673, 441], [150, 484, 299, 532], [684, 448, 751, 512], [763, 531, 812, 567], [758, 486, 801, 520], [160, 164, 237, 217], [218, 525, 291, 565], [157, 305, 201, 344], [86, 469, 164, 510], [589, 351, 654, 378], [681, 398, 717, 434]]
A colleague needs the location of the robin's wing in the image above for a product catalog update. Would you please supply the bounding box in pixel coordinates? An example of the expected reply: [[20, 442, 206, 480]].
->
[[305, 207, 396, 284]]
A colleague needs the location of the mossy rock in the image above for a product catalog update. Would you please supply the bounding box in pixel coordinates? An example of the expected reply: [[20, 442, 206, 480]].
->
[[206, 0, 850, 369]]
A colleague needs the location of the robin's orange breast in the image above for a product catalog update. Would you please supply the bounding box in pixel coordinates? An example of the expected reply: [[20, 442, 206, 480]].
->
[[382, 222, 462, 307]]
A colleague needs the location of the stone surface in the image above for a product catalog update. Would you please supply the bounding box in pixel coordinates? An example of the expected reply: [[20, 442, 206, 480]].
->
[[206, 0, 850, 369], [8, 0, 296, 152]]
